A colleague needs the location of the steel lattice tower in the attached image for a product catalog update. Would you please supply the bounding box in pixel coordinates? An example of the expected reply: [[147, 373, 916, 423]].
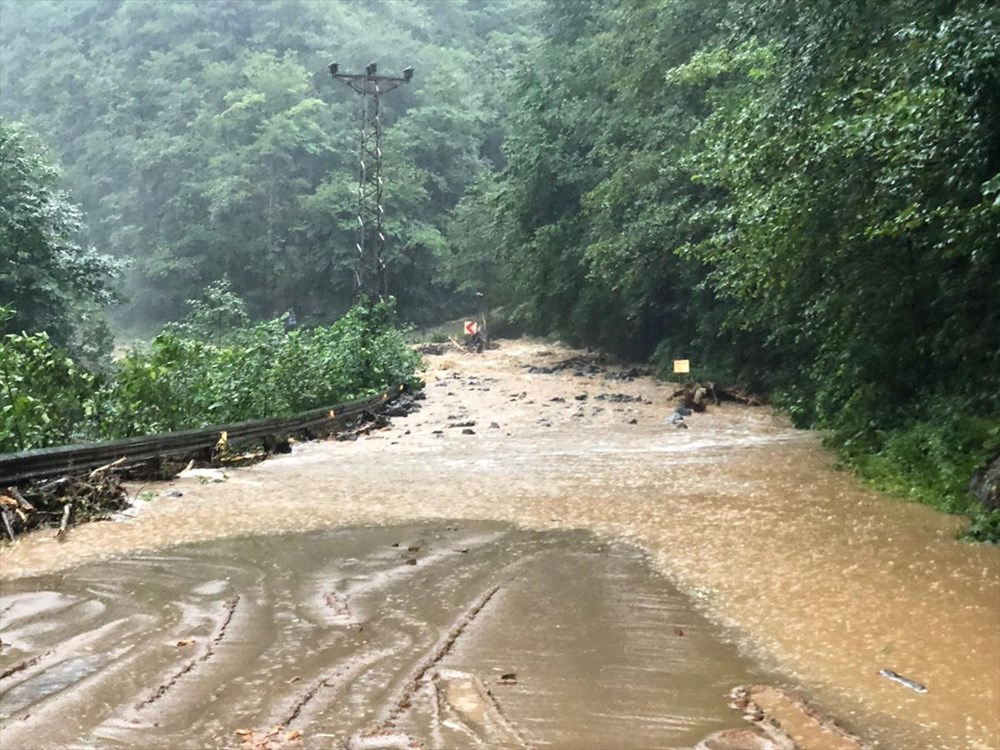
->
[[329, 61, 413, 300]]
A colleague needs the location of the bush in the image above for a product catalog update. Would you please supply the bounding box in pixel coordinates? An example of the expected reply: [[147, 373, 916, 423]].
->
[[0, 298, 422, 450], [964, 510, 1000, 544], [0, 320, 99, 452], [826, 392, 1000, 543], [95, 298, 422, 438]]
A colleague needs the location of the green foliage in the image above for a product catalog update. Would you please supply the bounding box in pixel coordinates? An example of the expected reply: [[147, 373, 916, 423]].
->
[[675, 1, 1000, 424], [167, 277, 250, 343], [836, 399, 998, 512], [98, 296, 421, 438], [0, 296, 421, 450], [488, 0, 1000, 535], [437, 169, 513, 313], [0, 118, 121, 362], [964, 510, 1000, 544], [833, 401, 1000, 543], [0, 0, 541, 328], [0, 307, 99, 451]]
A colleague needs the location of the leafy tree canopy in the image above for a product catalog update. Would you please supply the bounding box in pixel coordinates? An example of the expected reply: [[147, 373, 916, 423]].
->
[[0, 118, 122, 361], [0, 0, 540, 329]]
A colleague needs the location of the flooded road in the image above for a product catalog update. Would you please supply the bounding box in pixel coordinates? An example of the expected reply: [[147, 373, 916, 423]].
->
[[2, 339, 999, 749], [1, 522, 779, 749]]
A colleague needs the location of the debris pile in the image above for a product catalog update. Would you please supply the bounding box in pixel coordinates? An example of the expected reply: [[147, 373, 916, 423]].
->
[[0, 391, 425, 542], [383, 391, 424, 418], [1, 462, 130, 541], [595, 393, 648, 404], [671, 382, 767, 411], [605, 368, 648, 381], [336, 411, 391, 442]]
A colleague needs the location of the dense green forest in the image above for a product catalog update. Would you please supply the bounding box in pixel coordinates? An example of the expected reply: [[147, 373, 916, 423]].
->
[[1, 0, 997, 536], [0, 0, 535, 331]]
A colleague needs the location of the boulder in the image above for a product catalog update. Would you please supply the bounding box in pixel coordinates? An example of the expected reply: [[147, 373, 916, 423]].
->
[[969, 451, 1000, 511]]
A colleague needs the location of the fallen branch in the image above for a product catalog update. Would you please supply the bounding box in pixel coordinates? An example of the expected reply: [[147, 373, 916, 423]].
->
[[1, 509, 15, 542], [37, 477, 70, 494], [89, 456, 127, 478], [5, 486, 35, 513], [56, 502, 73, 538]]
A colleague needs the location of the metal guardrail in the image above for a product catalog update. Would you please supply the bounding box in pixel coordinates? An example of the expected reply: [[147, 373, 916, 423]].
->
[[0, 384, 405, 485]]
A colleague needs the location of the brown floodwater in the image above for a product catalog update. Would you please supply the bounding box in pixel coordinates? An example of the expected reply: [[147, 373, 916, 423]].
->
[[2, 339, 998, 749]]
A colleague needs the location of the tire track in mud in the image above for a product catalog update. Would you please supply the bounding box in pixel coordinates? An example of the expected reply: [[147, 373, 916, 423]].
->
[[347, 584, 507, 750], [0, 521, 781, 750], [387, 584, 500, 721], [281, 646, 398, 727], [135, 594, 241, 710], [0, 652, 47, 681], [280, 536, 508, 733]]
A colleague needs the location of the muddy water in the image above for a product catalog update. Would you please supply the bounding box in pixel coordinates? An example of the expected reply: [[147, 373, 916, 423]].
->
[[2, 340, 999, 749], [1, 522, 771, 749]]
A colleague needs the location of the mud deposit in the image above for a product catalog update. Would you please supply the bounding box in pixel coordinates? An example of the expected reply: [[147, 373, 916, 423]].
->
[[1, 522, 773, 749]]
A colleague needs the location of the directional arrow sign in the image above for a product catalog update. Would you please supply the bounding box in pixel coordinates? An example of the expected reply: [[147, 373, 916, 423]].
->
[[464, 321, 478, 335]]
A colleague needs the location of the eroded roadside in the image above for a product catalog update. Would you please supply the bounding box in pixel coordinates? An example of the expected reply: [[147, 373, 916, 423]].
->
[[2, 339, 998, 750]]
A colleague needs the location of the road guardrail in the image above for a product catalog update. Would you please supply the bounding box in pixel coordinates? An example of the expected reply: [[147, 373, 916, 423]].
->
[[0, 384, 405, 485]]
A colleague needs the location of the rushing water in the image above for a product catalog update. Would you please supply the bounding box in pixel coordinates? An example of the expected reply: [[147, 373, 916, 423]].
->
[[2, 340, 998, 749]]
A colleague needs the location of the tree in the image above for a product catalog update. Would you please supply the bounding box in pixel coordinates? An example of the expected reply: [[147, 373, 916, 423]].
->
[[670, 0, 1000, 427], [0, 118, 121, 361], [0, 0, 543, 328]]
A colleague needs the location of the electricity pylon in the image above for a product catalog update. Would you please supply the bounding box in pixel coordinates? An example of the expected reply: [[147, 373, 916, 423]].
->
[[329, 61, 413, 301]]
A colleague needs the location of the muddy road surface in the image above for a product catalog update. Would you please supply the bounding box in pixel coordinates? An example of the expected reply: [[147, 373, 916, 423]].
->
[[1, 523, 781, 749], [2, 339, 998, 750]]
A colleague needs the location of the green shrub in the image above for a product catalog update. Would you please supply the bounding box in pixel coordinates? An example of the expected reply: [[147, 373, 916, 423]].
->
[[0, 309, 100, 451], [964, 510, 1000, 544], [825, 392, 1000, 542], [0, 299, 422, 450]]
